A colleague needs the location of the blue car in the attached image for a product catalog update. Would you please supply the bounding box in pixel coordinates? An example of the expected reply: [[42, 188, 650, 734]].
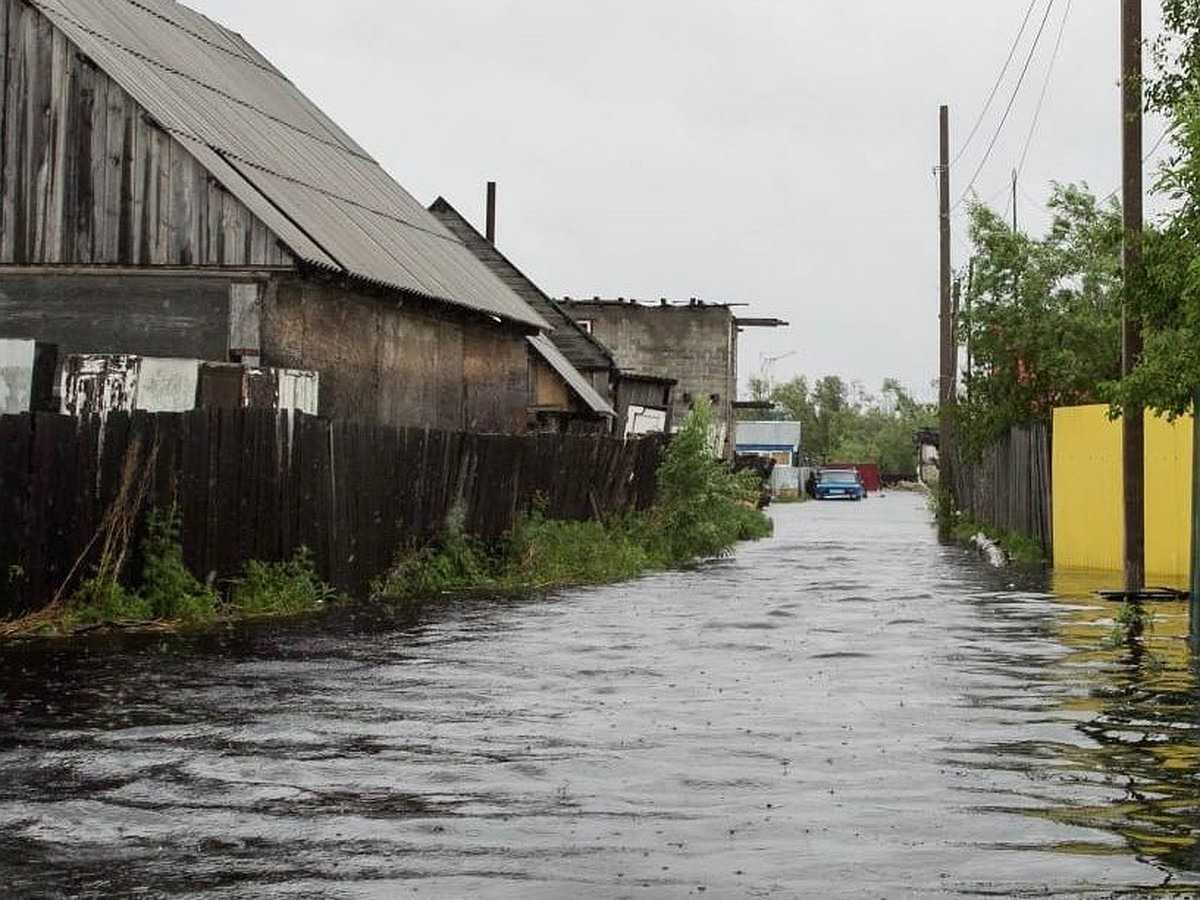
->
[[813, 468, 865, 501]]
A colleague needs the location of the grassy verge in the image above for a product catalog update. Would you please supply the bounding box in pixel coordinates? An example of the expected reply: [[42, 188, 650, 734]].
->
[[5, 400, 774, 634], [3, 508, 340, 637], [376, 399, 774, 602], [945, 511, 1048, 566]]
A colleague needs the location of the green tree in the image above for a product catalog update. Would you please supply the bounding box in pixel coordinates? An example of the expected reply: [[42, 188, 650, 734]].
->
[[957, 183, 1123, 454], [1107, 2, 1200, 417], [762, 375, 934, 477]]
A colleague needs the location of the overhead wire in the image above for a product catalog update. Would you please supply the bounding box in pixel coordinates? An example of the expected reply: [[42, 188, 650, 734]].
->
[[954, 0, 1059, 211], [949, 0, 1041, 170], [1015, 0, 1072, 180]]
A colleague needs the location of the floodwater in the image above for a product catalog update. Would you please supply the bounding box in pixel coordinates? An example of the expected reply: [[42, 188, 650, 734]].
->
[[3, 493, 1200, 898]]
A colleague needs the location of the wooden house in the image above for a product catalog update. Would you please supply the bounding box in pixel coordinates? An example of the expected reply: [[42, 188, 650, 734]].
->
[[429, 197, 672, 435], [428, 197, 617, 432], [0, 0, 549, 431]]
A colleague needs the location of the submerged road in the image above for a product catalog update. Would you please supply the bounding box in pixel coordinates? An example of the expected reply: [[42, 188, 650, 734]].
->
[[3, 492, 1200, 898]]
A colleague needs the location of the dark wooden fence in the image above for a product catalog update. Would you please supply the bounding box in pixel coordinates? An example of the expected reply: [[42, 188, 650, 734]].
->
[[950, 422, 1052, 552], [0, 410, 665, 617]]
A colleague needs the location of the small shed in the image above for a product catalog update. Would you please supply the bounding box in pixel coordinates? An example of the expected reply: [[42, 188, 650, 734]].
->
[[735, 421, 803, 467]]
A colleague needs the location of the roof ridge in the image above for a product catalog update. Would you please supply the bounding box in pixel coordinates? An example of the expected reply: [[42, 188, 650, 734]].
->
[[31, 0, 370, 161], [123, 0, 272, 73]]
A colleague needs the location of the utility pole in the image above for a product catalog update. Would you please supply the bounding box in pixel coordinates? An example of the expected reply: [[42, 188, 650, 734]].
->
[[938, 105, 955, 539], [1121, 0, 1145, 594]]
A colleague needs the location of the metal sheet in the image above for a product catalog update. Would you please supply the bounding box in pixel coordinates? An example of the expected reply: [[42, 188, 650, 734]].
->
[[135, 357, 200, 411], [30, 0, 547, 331], [0, 339, 36, 414]]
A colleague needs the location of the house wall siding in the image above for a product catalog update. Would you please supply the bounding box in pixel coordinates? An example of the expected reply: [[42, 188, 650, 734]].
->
[[262, 277, 530, 431], [0, 0, 292, 268], [0, 270, 231, 360]]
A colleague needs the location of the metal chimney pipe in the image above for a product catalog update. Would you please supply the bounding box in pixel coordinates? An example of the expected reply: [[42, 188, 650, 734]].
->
[[486, 182, 497, 244]]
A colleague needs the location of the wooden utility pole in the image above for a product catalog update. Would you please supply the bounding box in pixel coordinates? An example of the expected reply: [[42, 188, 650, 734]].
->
[[938, 105, 955, 538], [1122, 0, 1145, 594]]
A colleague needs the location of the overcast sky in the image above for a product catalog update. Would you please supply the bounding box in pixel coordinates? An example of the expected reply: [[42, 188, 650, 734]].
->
[[188, 0, 1167, 404]]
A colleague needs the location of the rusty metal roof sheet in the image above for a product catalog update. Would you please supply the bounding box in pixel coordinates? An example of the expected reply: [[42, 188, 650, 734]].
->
[[29, 0, 548, 330]]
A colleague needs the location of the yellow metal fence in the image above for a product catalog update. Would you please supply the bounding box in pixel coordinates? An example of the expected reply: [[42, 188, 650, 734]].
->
[[1052, 404, 1193, 577]]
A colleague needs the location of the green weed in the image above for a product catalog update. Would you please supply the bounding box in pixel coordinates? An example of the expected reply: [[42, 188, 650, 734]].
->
[[139, 507, 219, 621], [229, 547, 338, 615]]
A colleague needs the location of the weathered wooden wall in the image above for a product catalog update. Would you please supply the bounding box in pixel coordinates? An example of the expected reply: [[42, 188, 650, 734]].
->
[[0, 0, 292, 267], [950, 422, 1052, 552], [0, 410, 665, 616], [263, 277, 533, 432], [0, 270, 232, 359]]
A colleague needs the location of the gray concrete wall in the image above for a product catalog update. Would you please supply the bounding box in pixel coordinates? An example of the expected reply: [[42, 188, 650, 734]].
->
[[563, 301, 736, 448]]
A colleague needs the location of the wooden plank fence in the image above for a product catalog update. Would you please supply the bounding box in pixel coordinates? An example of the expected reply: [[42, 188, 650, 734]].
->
[[0, 410, 665, 617], [950, 422, 1052, 552]]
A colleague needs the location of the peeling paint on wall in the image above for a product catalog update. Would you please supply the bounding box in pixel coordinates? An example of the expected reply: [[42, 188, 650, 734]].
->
[[59, 355, 319, 417], [60, 355, 200, 415], [198, 363, 319, 414], [61, 355, 140, 416], [276, 369, 319, 415]]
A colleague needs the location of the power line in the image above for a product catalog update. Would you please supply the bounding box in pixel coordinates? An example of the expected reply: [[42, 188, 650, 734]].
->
[[1016, 0, 1072, 180], [954, 0, 1059, 210], [1144, 126, 1171, 162], [949, 0, 1040, 170]]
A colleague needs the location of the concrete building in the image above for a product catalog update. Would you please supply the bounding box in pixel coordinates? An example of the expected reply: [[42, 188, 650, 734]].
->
[[558, 298, 785, 453], [0, 0, 549, 431]]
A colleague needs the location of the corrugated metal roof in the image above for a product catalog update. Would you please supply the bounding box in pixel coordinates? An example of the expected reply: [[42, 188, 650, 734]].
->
[[528, 336, 615, 418], [29, 0, 547, 330], [735, 421, 802, 449]]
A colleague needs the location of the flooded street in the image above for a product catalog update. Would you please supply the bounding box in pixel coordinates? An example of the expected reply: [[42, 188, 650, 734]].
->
[[4, 492, 1200, 898]]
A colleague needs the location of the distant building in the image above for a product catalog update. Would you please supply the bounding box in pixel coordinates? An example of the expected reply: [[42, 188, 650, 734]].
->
[[735, 420, 803, 497], [559, 299, 784, 454], [735, 421, 803, 468]]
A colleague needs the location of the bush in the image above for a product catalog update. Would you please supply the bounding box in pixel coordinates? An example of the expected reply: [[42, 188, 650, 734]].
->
[[139, 507, 218, 621], [64, 578, 151, 627], [376, 529, 500, 599], [229, 547, 338, 615], [643, 397, 772, 565], [502, 508, 650, 588]]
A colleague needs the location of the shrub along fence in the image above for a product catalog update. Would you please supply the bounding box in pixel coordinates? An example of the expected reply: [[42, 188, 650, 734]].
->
[[0, 410, 665, 617], [950, 421, 1052, 553]]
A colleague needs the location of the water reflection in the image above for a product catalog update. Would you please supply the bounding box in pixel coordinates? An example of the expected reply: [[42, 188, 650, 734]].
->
[[979, 567, 1200, 882]]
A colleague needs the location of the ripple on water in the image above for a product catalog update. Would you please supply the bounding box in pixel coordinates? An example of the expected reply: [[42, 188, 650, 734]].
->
[[4, 496, 1200, 896]]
